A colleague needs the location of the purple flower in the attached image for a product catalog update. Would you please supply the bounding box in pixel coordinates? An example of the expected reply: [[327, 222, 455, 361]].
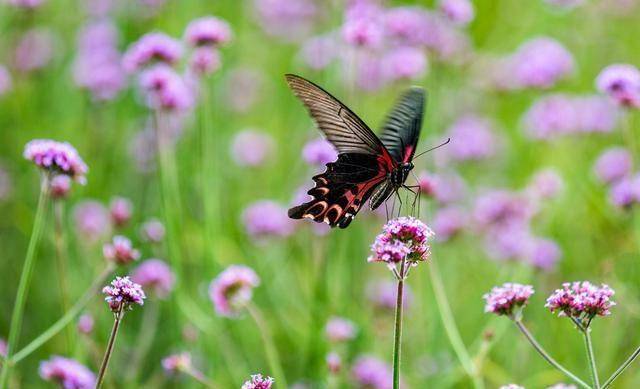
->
[[103, 235, 140, 265], [122, 32, 183, 73], [433, 206, 466, 241], [138, 64, 194, 111], [0, 65, 12, 96], [431, 172, 468, 204], [445, 115, 497, 162], [351, 355, 393, 389], [50, 175, 72, 199], [300, 34, 338, 70], [130, 259, 175, 298], [140, 218, 165, 243], [572, 96, 619, 133], [39, 356, 95, 389], [546, 281, 616, 321], [325, 316, 357, 342], [242, 200, 295, 239], [483, 223, 535, 261], [77, 314, 94, 335], [511, 37, 574, 89], [483, 283, 535, 316], [189, 47, 221, 76], [527, 238, 562, 270], [302, 138, 337, 166], [253, 0, 317, 41], [230, 129, 274, 167], [24, 139, 88, 184], [594, 147, 632, 184], [102, 276, 146, 312], [342, 1, 385, 49], [367, 280, 413, 311], [382, 46, 428, 81], [109, 196, 133, 227], [523, 94, 576, 139], [209, 265, 260, 316], [184, 16, 232, 47], [368, 217, 434, 266], [609, 177, 637, 208], [527, 169, 564, 200], [327, 352, 341, 374], [73, 201, 110, 242], [161, 352, 191, 374], [6, 0, 45, 8], [354, 54, 386, 91], [596, 63, 640, 108], [242, 374, 274, 389], [14, 28, 55, 73], [384, 7, 431, 46], [439, 0, 475, 26], [473, 190, 533, 228], [416, 171, 436, 197]]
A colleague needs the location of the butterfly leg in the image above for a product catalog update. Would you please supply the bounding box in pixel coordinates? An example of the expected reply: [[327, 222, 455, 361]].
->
[[395, 190, 403, 218], [403, 185, 421, 217]]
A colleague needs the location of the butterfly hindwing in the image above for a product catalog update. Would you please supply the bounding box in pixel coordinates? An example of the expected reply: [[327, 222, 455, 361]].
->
[[379, 87, 426, 163]]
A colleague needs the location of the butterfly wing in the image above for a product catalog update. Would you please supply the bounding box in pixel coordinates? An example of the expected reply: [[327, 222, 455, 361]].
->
[[379, 87, 426, 163]]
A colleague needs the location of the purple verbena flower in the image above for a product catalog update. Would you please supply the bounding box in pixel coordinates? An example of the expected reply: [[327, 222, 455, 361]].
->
[[109, 196, 132, 227], [433, 206, 466, 241], [302, 138, 337, 166], [242, 200, 294, 239], [185, 16, 232, 47], [253, 0, 317, 41], [473, 190, 533, 228], [242, 374, 274, 389], [511, 37, 574, 89], [73, 200, 110, 243], [609, 177, 637, 208], [327, 352, 341, 374], [138, 64, 194, 111], [546, 281, 616, 321], [140, 218, 165, 243], [103, 235, 140, 265], [300, 34, 338, 70], [24, 139, 88, 184], [382, 46, 428, 81], [527, 169, 564, 200], [102, 276, 146, 312], [445, 115, 497, 162], [39, 356, 95, 389], [527, 238, 562, 271], [483, 283, 535, 317], [161, 352, 191, 374], [342, 2, 385, 49], [189, 47, 221, 76], [122, 32, 182, 73], [209, 265, 260, 316], [439, 0, 475, 26], [325, 316, 357, 342], [368, 217, 434, 266], [596, 63, 640, 108], [352, 355, 393, 389], [594, 147, 632, 184], [230, 129, 274, 167], [14, 28, 55, 73], [130, 259, 175, 298], [77, 314, 94, 335], [384, 7, 431, 47]]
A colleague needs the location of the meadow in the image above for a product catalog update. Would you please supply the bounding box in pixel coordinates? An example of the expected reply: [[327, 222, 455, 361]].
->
[[1, 0, 640, 388]]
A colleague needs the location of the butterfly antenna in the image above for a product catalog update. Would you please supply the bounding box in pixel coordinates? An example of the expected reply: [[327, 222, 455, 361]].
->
[[413, 138, 451, 160]]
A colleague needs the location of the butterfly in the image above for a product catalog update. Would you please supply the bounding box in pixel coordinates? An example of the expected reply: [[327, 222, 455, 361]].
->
[[286, 73, 428, 229]]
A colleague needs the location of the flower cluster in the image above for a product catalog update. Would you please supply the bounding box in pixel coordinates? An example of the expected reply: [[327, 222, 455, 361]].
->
[[209, 265, 260, 316], [230, 129, 274, 167], [545, 281, 616, 322], [39, 356, 95, 389], [241, 374, 274, 389], [103, 235, 140, 265], [130, 259, 175, 298], [592, 147, 640, 209], [302, 137, 337, 166], [24, 139, 88, 184], [138, 64, 194, 112], [184, 16, 231, 76], [351, 355, 393, 389], [109, 196, 133, 227], [242, 200, 295, 239], [596, 63, 640, 108], [325, 316, 357, 343], [161, 352, 192, 374], [483, 283, 535, 317], [140, 218, 165, 243], [122, 32, 183, 73], [443, 114, 497, 162], [14, 28, 55, 73], [102, 276, 146, 312], [73, 200, 110, 243], [368, 217, 434, 269]]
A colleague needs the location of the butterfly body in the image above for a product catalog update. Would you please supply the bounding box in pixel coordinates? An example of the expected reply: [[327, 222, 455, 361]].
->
[[286, 74, 425, 228]]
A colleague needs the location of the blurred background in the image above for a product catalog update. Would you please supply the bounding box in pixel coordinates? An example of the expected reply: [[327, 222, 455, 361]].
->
[[1, 0, 640, 387]]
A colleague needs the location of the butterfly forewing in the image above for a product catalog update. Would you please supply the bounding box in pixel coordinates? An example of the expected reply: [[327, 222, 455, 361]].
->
[[379, 87, 426, 163]]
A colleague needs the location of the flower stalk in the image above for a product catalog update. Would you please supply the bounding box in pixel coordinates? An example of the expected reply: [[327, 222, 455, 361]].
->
[[582, 327, 600, 389], [247, 303, 287, 388], [392, 259, 406, 389], [602, 345, 640, 388], [95, 306, 125, 389]]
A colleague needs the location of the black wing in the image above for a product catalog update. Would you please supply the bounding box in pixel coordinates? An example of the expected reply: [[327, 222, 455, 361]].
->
[[379, 87, 426, 163], [285, 74, 391, 156]]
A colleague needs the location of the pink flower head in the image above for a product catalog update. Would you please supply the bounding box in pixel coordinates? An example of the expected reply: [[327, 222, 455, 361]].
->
[[300, 34, 338, 70], [511, 37, 574, 89], [367, 280, 413, 311], [382, 46, 428, 81], [73, 201, 110, 242], [103, 235, 140, 265], [302, 138, 337, 166], [253, 0, 317, 41], [0, 65, 12, 96], [161, 352, 192, 374], [352, 355, 393, 389], [342, 2, 385, 49], [6, 0, 45, 9], [483, 222, 535, 261], [327, 352, 341, 374], [77, 314, 94, 334], [184, 16, 232, 47], [39, 356, 95, 389], [138, 64, 194, 111], [14, 28, 55, 73], [109, 196, 132, 227], [546, 281, 616, 321], [483, 283, 535, 317], [384, 7, 431, 47], [123, 32, 183, 73], [231, 129, 274, 167], [431, 172, 468, 204], [209, 265, 260, 316], [242, 200, 294, 239], [140, 218, 165, 243], [609, 177, 637, 209], [24, 139, 88, 184], [596, 63, 640, 108], [325, 316, 357, 342], [242, 374, 274, 389], [433, 206, 466, 241], [439, 0, 475, 26], [445, 115, 497, 162], [594, 147, 632, 184], [50, 175, 72, 199], [102, 276, 146, 312], [130, 259, 175, 298], [473, 190, 533, 228], [368, 217, 434, 266], [527, 169, 564, 200], [527, 238, 562, 270], [189, 47, 221, 76]]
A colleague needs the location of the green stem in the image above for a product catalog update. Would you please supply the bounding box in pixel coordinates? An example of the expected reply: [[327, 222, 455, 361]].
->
[[95, 308, 124, 389], [602, 345, 640, 388], [11, 264, 115, 364], [247, 304, 287, 388], [53, 200, 73, 352], [514, 320, 591, 389], [583, 328, 601, 389], [392, 260, 406, 389], [429, 261, 483, 389], [0, 178, 50, 388]]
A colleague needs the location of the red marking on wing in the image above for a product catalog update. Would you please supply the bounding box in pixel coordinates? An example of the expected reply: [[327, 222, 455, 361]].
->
[[402, 145, 415, 163]]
